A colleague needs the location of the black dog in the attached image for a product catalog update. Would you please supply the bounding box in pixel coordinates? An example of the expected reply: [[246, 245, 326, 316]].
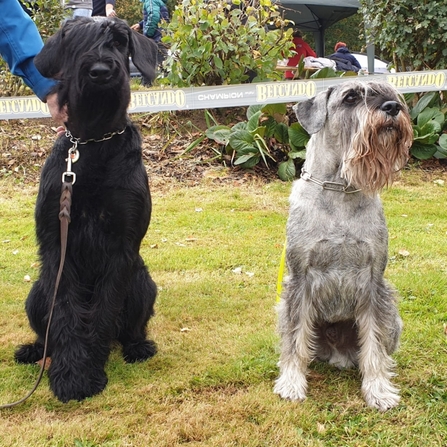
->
[[14, 17, 159, 403]]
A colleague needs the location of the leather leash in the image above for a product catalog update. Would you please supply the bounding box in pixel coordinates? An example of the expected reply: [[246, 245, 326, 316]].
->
[[0, 152, 75, 409], [1, 128, 125, 408]]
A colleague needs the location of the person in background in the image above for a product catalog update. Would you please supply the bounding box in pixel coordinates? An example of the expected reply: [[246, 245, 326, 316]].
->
[[0, 0, 66, 123], [62, 0, 93, 18], [328, 42, 361, 72], [284, 29, 317, 80], [131, 0, 169, 82], [92, 0, 116, 17], [131, 0, 169, 44]]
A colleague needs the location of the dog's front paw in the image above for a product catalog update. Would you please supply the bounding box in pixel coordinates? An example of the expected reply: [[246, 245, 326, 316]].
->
[[50, 367, 108, 403], [362, 379, 400, 411], [14, 342, 45, 364], [274, 370, 307, 401], [122, 339, 157, 363]]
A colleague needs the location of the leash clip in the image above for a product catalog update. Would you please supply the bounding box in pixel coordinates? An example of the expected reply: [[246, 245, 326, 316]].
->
[[62, 143, 79, 184]]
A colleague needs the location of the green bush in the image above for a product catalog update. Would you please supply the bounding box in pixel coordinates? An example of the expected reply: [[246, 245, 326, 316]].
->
[[205, 103, 309, 181], [360, 0, 447, 71], [405, 91, 447, 160], [159, 0, 294, 87], [116, 0, 144, 26]]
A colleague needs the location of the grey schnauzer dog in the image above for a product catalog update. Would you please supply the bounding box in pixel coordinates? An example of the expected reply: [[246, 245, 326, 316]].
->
[[274, 81, 413, 411]]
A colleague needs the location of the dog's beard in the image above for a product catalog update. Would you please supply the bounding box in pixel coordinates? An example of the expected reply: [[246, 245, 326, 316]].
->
[[341, 109, 413, 194]]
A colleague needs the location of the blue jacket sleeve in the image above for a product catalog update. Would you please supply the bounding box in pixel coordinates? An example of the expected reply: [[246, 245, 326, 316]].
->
[[350, 54, 362, 69], [0, 0, 57, 101]]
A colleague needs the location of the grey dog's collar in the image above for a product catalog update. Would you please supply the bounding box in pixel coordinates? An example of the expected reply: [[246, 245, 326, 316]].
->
[[300, 168, 361, 194]]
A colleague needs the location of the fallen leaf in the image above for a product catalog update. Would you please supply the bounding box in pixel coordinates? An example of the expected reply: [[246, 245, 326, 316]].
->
[[398, 249, 410, 257], [180, 327, 191, 332], [232, 267, 242, 274], [36, 357, 52, 369]]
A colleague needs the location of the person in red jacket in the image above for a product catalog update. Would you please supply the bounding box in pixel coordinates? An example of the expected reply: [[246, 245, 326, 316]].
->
[[285, 29, 317, 80]]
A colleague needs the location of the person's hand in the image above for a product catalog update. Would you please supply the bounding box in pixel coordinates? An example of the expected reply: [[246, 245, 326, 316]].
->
[[55, 126, 66, 137], [46, 92, 68, 125], [106, 7, 116, 17], [131, 23, 141, 31]]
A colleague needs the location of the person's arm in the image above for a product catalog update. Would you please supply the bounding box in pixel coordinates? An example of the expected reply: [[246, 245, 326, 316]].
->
[[0, 0, 56, 102], [304, 43, 317, 58], [351, 55, 362, 69]]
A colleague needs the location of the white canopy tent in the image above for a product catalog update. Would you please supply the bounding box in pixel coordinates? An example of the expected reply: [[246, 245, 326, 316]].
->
[[276, 0, 377, 73]]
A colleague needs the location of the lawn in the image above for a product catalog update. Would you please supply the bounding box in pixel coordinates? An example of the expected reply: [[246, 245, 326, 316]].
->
[[0, 167, 446, 447]]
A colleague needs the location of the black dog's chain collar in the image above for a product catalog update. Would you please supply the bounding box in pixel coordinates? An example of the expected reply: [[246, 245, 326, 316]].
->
[[62, 127, 126, 185], [300, 168, 361, 194]]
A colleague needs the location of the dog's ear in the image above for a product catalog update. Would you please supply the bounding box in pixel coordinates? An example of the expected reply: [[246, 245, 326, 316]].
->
[[293, 89, 331, 134], [128, 30, 158, 83], [34, 30, 64, 79]]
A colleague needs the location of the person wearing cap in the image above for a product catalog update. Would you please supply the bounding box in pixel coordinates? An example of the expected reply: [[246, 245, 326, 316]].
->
[[328, 42, 361, 72], [284, 29, 317, 80]]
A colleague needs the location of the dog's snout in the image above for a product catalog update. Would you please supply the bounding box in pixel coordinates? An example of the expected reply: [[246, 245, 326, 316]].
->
[[89, 62, 112, 83], [380, 101, 401, 117]]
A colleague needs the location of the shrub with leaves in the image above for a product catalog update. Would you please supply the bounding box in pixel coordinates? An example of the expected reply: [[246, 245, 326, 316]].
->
[[205, 103, 309, 181], [359, 0, 447, 71], [159, 0, 294, 87], [405, 91, 447, 160]]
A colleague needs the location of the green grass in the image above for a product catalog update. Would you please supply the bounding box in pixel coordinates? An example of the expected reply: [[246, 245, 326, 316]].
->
[[0, 168, 446, 447]]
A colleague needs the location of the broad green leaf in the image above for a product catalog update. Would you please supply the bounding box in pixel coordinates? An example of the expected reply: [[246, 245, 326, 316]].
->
[[410, 141, 438, 160], [231, 122, 247, 132], [247, 111, 262, 132], [278, 159, 296, 181], [236, 154, 261, 168], [263, 116, 277, 138], [274, 122, 289, 144], [438, 133, 447, 150], [410, 91, 439, 120], [289, 122, 310, 148], [205, 125, 231, 145], [213, 55, 223, 69], [310, 67, 337, 79], [413, 133, 439, 145], [247, 105, 263, 119], [250, 126, 266, 140], [288, 149, 307, 160], [262, 103, 287, 116], [434, 144, 447, 159], [417, 107, 445, 128], [234, 153, 256, 165], [229, 130, 255, 154]]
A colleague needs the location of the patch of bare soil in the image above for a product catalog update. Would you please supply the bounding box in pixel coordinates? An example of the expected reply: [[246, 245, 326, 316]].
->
[[0, 111, 278, 189], [1, 110, 446, 188]]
